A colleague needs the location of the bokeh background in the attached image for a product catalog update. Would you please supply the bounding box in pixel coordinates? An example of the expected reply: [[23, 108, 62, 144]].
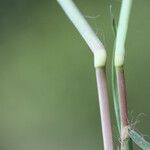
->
[[0, 0, 150, 149]]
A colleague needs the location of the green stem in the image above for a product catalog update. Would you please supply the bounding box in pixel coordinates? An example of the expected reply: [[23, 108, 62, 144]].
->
[[114, 0, 133, 67]]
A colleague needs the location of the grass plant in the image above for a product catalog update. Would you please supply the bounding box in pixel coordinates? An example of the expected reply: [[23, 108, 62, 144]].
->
[[57, 0, 150, 149]]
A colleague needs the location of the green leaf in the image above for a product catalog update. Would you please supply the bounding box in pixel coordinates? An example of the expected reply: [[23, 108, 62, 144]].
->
[[110, 4, 121, 133], [129, 128, 150, 150]]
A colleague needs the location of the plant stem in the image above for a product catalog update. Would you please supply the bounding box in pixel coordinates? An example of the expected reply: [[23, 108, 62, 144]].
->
[[57, 0, 106, 67], [116, 67, 129, 149], [114, 0, 133, 149], [95, 67, 113, 150], [116, 68, 128, 131], [114, 0, 133, 67], [57, 0, 113, 149]]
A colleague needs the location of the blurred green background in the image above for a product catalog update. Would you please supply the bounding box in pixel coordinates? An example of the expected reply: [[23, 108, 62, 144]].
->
[[0, 0, 150, 149]]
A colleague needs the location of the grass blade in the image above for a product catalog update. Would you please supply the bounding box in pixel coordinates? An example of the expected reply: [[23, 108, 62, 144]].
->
[[129, 128, 150, 150], [110, 4, 121, 133]]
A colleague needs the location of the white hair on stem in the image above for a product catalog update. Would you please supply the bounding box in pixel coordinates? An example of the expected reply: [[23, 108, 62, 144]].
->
[[57, 0, 106, 68]]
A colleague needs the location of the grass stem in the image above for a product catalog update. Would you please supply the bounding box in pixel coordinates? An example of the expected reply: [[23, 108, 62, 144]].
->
[[114, 0, 133, 149], [116, 67, 129, 149], [57, 0, 113, 149], [57, 0, 106, 67], [95, 67, 113, 150], [115, 0, 133, 67]]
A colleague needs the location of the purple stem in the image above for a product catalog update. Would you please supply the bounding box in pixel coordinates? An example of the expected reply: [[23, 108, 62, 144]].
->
[[95, 67, 113, 150], [116, 67, 129, 149]]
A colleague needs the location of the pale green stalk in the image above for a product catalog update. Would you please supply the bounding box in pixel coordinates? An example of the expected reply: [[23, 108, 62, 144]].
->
[[115, 0, 133, 67], [57, 0, 113, 149], [57, 0, 106, 67]]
